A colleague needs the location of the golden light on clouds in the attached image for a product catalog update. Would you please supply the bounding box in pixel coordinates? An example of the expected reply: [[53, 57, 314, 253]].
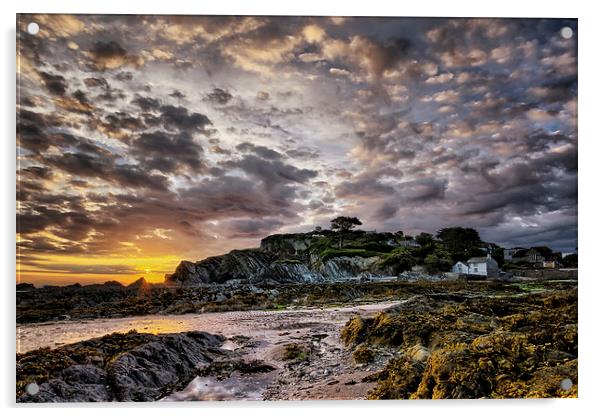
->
[[16, 15, 577, 286]]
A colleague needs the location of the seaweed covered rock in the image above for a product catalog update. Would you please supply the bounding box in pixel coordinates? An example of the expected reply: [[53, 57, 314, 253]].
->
[[341, 316, 369, 346], [17, 330, 228, 402], [366, 357, 424, 399], [344, 287, 578, 399], [352, 344, 375, 364]]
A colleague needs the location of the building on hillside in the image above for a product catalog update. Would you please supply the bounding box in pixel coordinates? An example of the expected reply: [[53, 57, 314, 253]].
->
[[513, 247, 552, 263], [451, 261, 470, 274], [508, 246, 562, 267], [543, 259, 561, 269], [397, 238, 421, 249], [504, 247, 525, 261], [467, 254, 499, 277]]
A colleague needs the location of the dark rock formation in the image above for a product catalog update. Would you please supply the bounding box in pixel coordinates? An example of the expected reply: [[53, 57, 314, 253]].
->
[[127, 277, 149, 289], [164, 231, 405, 286], [251, 262, 324, 284], [17, 331, 227, 402], [166, 249, 276, 286]]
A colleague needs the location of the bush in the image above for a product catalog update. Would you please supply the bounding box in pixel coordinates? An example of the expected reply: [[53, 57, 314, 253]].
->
[[378, 247, 417, 273], [424, 251, 453, 273]]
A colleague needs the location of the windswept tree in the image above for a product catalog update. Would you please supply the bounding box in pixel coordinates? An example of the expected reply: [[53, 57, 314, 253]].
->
[[330, 216, 362, 248]]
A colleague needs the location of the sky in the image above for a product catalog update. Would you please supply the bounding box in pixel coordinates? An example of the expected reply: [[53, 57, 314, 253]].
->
[[16, 15, 577, 285]]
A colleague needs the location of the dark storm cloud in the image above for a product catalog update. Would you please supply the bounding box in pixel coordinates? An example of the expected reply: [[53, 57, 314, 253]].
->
[[222, 218, 285, 238], [103, 112, 146, 133], [132, 131, 205, 173], [72, 90, 90, 105], [235, 142, 283, 160], [535, 75, 577, 103], [169, 90, 186, 100], [204, 88, 233, 105], [41, 151, 171, 192], [159, 105, 213, 132], [285, 147, 320, 160], [114, 71, 133, 81], [17, 180, 48, 203], [131, 95, 161, 111], [335, 175, 397, 199], [355, 36, 413, 79], [38, 71, 67, 96], [17, 204, 107, 242], [223, 155, 318, 188], [86, 40, 143, 71], [97, 86, 127, 102], [17, 110, 66, 153], [177, 175, 300, 218], [398, 178, 448, 203], [84, 77, 109, 89], [20, 166, 53, 180], [17, 235, 86, 255]]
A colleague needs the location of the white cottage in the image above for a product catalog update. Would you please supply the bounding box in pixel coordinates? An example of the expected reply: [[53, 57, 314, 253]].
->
[[451, 261, 470, 274], [467, 255, 499, 277]]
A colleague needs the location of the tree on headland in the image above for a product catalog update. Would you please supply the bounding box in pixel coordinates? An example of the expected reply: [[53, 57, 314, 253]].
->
[[394, 230, 405, 243], [330, 216, 363, 248], [415, 232, 434, 247], [563, 254, 578, 268], [436, 227, 483, 262], [424, 246, 454, 273]]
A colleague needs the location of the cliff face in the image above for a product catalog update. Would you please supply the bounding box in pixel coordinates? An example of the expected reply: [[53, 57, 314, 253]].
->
[[164, 230, 411, 286]]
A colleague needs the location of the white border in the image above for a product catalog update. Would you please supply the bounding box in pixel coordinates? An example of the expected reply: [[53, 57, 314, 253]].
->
[[2, 1, 601, 415]]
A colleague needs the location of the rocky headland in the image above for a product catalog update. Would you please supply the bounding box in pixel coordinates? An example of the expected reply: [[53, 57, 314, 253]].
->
[[165, 229, 426, 286]]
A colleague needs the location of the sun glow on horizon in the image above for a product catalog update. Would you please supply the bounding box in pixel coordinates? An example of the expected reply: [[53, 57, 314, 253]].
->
[[16, 253, 183, 286]]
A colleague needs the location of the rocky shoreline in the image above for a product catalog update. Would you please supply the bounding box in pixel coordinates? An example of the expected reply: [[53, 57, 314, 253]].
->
[[17, 330, 229, 402], [17, 280, 577, 401], [19, 279, 538, 324]]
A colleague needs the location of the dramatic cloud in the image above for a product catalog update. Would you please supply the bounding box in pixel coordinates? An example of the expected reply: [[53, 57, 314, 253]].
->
[[86, 40, 144, 71], [16, 15, 577, 285]]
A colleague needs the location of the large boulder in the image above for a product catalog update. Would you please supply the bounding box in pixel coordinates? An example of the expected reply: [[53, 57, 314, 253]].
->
[[17, 331, 227, 403], [108, 332, 224, 401]]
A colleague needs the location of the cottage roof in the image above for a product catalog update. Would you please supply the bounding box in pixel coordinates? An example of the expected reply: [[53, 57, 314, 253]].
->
[[531, 246, 553, 257], [512, 246, 553, 259], [512, 249, 529, 258], [467, 257, 489, 263]]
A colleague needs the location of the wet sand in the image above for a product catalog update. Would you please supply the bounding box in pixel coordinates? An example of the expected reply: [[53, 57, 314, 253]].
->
[[17, 301, 397, 353], [17, 301, 399, 401]]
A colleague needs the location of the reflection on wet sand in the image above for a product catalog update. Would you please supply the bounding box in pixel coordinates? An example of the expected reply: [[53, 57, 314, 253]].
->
[[16, 302, 398, 354]]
